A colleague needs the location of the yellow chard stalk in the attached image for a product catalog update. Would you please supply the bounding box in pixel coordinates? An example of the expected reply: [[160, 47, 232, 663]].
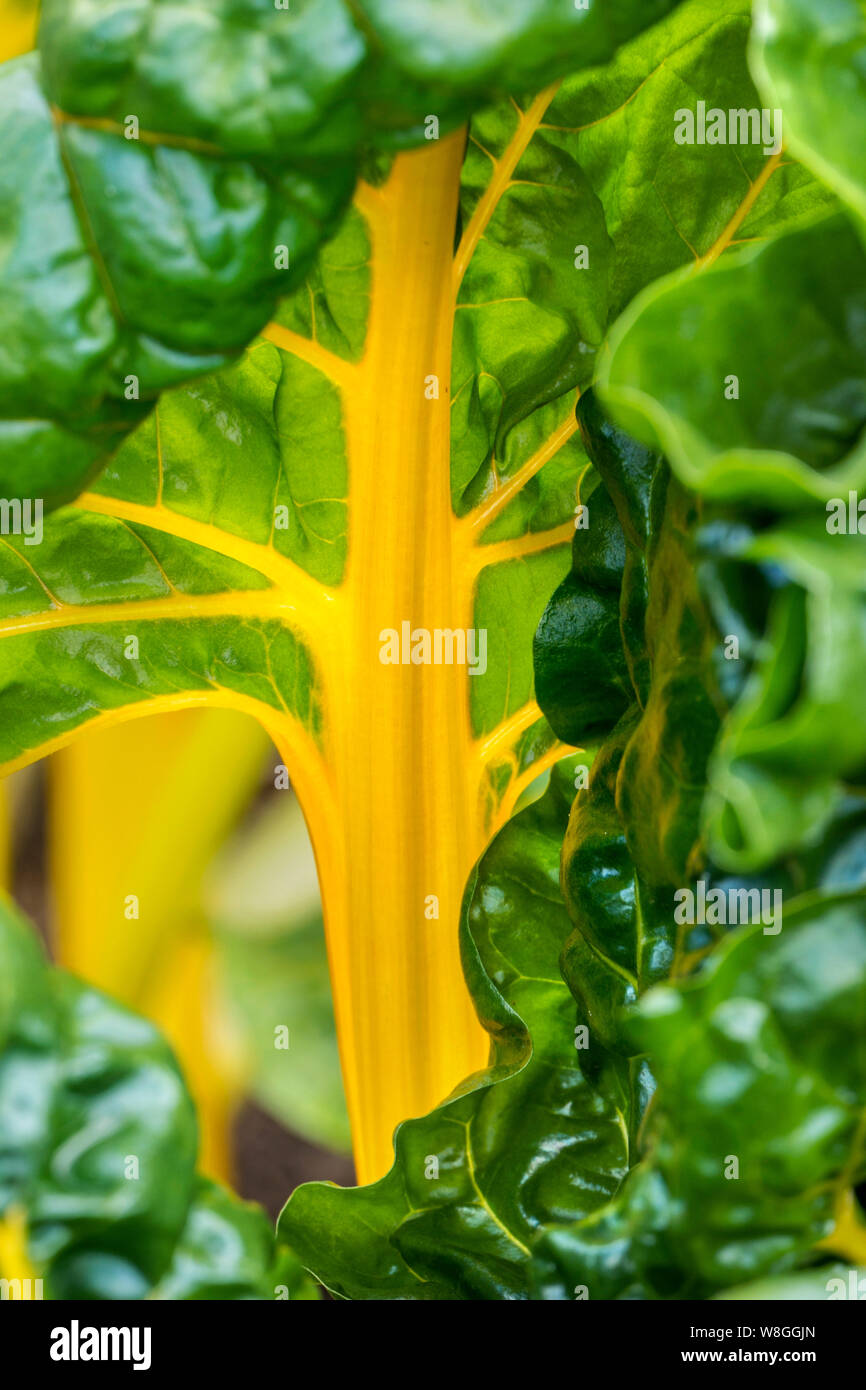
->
[[0, 97, 580, 1184], [0, 779, 10, 891], [258, 129, 574, 1180], [0, 0, 36, 63]]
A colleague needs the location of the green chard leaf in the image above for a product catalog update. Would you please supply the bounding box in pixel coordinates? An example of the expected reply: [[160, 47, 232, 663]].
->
[[533, 892, 866, 1299], [0, 896, 283, 1299], [528, 0, 866, 1299], [751, 0, 866, 229], [0, 0, 686, 509], [533, 392, 866, 1292], [593, 2, 866, 873], [702, 513, 866, 872], [537, 390, 726, 894], [600, 215, 866, 508]]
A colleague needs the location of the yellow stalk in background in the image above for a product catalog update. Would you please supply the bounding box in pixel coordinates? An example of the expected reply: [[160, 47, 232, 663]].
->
[[0, 1206, 38, 1291], [0, 779, 10, 891], [49, 710, 270, 1180], [0, 0, 37, 63], [144, 926, 243, 1181]]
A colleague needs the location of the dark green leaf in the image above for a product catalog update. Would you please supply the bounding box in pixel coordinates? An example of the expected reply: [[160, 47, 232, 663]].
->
[[534, 893, 866, 1299], [0, 896, 281, 1299]]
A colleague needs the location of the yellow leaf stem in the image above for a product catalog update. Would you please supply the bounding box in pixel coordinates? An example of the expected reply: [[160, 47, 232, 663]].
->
[[48, 709, 270, 1181], [0, 1205, 38, 1293], [275, 133, 492, 1182], [267, 121, 568, 1182], [0, 1, 37, 64]]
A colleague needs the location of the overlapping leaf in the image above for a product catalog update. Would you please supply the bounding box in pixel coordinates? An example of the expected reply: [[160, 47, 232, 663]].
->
[[0, 0, 685, 507], [598, 225, 866, 867], [595, 0, 866, 872], [0, 896, 284, 1299], [533, 893, 866, 1299], [601, 216, 866, 507], [529, 0, 866, 1301], [751, 0, 866, 228]]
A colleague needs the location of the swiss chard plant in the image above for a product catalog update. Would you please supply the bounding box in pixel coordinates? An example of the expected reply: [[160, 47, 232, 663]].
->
[[1, 0, 865, 1303]]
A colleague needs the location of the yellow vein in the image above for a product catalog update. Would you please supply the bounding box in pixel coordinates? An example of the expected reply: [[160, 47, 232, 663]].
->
[[453, 83, 560, 292], [0, 589, 285, 641], [695, 151, 784, 271], [468, 520, 575, 576], [75, 492, 337, 629], [460, 1118, 532, 1257], [476, 699, 547, 764], [0, 535, 63, 608], [261, 321, 356, 391], [51, 106, 224, 156], [492, 742, 569, 834], [463, 408, 580, 536], [0, 688, 330, 797]]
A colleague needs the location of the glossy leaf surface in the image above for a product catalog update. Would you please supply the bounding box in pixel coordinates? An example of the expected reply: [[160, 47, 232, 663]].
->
[[751, 0, 866, 227], [529, 0, 866, 1295], [533, 893, 866, 1299], [0, 896, 281, 1299], [0, 0, 684, 507]]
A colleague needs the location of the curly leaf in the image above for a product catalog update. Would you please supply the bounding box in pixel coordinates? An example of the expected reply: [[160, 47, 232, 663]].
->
[[538, 392, 725, 881], [596, 223, 866, 871], [601, 215, 866, 506], [751, 0, 866, 228], [534, 397, 866, 1271], [534, 892, 866, 1299], [0, 896, 280, 1299], [703, 515, 866, 871], [278, 760, 628, 1300]]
